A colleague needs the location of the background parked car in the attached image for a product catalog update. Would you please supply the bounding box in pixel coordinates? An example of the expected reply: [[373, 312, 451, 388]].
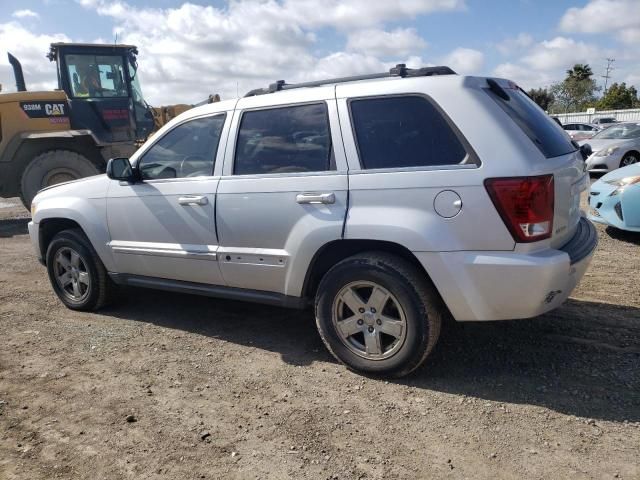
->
[[588, 162, 640, 232], [592, 116, 618, 126], [562, 122, 601, 141], [580, 122, 640, 173]]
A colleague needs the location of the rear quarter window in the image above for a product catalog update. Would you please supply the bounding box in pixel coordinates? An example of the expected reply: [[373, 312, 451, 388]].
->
[[349, 95, 470, 170], [486, 83, 576, 159]]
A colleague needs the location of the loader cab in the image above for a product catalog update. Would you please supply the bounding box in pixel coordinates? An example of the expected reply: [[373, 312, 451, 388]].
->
[[48, 43, 155, 145]]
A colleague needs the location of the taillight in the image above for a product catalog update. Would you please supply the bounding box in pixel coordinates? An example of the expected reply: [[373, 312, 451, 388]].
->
[[484, 175, 554, 243]]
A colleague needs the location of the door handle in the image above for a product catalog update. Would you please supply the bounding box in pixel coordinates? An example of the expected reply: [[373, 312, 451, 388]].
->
[[296, 192, 336, 204], [178, 195, 208, 206]]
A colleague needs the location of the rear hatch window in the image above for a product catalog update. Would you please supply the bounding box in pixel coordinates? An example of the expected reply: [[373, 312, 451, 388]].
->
[[485, 80, 576, 159]]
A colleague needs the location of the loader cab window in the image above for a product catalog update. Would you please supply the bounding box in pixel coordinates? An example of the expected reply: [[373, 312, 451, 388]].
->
[[129, 65, 151, 127], [66, 54, 128, 99]]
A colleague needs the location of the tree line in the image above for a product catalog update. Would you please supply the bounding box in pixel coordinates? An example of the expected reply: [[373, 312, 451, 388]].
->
[[526, 64, 640, 113]]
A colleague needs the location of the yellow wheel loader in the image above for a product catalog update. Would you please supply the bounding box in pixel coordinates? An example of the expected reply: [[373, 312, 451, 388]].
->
[[0, 43, 218, 208]]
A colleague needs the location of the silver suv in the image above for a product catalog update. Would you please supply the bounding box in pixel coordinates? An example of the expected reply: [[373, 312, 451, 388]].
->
[[28, 65, 597, 376]]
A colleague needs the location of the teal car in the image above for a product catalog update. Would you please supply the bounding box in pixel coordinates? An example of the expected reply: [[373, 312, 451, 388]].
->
[[588, 163, 640, 232]]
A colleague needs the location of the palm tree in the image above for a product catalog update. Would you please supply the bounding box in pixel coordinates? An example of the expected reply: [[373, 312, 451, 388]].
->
[[566, 64, 593, 81]]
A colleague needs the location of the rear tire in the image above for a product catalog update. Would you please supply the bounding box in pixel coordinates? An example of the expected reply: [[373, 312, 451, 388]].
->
[[46, 228, 116, 311], [20, 150, 100, 209], [315, 252, 443, 377]]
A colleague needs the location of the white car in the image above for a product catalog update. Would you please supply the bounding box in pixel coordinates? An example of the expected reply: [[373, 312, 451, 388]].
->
[[28, 67, 597, 376], [562, 122, 600, 141], [581, 122, 640, 173]]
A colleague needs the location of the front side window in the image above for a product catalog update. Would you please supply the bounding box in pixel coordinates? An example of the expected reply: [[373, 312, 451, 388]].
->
[[66, 54, 128, 98], [138, 115, 226, 180], [349, 96, 468, 170], [234, 103, 334, 175]]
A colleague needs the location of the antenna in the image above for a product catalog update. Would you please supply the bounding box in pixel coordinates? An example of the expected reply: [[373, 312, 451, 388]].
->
[[602, 58, 615, 93], [114, 32, 118, 45]]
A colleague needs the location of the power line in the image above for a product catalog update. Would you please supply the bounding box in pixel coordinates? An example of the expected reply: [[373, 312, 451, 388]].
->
[[602, 58, 615, 93]]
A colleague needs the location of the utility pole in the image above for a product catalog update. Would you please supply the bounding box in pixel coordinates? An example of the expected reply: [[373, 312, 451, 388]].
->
[[602, 58, 615, 93]]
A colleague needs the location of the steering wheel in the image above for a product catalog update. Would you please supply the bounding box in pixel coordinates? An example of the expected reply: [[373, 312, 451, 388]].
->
[[292, 131, 317, 143], [179, 155, 210, 177]]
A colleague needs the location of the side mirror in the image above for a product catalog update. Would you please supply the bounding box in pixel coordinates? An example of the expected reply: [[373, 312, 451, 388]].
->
[[579, 144, 592, 161], [106, 157, 137, 182]]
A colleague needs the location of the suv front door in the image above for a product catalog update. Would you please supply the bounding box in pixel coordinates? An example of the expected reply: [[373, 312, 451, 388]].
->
[[216, 88, 348, 297], [106, 112, 231, 285]]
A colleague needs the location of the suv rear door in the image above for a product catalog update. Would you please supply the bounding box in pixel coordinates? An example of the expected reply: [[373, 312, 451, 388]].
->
[[216, 87, 348, 297], [335, 80, 515, 253]]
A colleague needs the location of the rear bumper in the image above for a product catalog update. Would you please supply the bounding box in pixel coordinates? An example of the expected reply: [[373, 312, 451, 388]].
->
[[415, 217, 597, 321]]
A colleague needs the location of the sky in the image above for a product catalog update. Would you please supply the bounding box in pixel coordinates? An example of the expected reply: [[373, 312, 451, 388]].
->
[[0, 0, 639, 105]]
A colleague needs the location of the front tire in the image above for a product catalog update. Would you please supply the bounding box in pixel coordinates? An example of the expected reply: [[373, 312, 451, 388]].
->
[[46, 229, 115, 311], [620, 152, 639, 168], [315, 252, 443, 377], [20, 150, 100, 209]]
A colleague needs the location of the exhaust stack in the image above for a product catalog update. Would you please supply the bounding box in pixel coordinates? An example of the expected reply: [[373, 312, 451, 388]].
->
[[7, 53, 27, 92]]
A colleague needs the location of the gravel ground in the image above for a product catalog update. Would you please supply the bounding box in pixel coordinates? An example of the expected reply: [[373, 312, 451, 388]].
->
[[0, 192, 639, 480]]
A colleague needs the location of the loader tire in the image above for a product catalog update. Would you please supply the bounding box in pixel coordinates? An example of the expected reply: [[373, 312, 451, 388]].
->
[[20, 150, 100, 209]]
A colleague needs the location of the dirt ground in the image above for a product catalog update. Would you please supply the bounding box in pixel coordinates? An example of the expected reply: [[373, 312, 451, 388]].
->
[[0, 192, 638, 480]]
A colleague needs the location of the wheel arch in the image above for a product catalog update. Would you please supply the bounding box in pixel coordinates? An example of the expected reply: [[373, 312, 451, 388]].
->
[[38, 218, 85, 266], [301, 239, 440, 301], [622, 149, 640, 161]]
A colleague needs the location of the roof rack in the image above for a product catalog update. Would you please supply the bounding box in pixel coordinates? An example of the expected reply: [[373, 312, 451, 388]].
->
[[244, 64, 456, 97]]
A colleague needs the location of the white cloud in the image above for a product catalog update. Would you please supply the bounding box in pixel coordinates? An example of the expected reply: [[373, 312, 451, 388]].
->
[[276, 0, 466, 30], [0, 22, 69, 92], [496, 33, 533, 55], [72, 0, 467, 104], [441, 47, 484, 74], [492, 34, 640, 93], [559, 0, 640, 45], [521, 36, 604, 71], [12, 9, 39, 19], [79, 0, 465, 30], [347, 28, 427, 57], [492, 62, 557, 90], [308, 52, 387, 80]]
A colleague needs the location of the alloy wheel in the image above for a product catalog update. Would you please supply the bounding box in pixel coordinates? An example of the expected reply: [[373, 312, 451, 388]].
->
[[332, 281, 407, 360], [621, 154, 639, 167], [53, 247, 90, 302]]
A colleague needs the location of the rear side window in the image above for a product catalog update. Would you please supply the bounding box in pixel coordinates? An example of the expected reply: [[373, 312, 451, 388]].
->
[[349, 96, 468, 169], [486, 84, 576, 158], [234, 103, 334, 175]]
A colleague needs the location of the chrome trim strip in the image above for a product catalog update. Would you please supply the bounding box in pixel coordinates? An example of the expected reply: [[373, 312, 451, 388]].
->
[[111, 245, 217, 261], [109, 241, 218, 261]]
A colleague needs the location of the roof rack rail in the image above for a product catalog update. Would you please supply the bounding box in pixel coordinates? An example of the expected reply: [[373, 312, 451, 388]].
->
[[244, 64, 456, 97]]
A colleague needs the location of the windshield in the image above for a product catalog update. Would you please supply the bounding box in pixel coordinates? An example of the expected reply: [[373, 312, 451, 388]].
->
[[66, 54, 128, 98], [592, 124, 640, 140]]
